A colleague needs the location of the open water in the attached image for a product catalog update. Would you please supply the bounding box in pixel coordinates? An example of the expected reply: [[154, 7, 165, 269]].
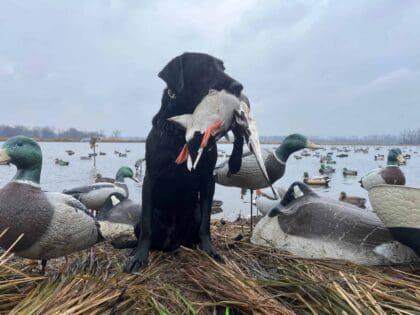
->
[[0, 141, 419, 221]]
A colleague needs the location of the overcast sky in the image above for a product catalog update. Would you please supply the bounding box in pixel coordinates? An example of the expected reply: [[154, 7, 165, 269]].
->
[[0, 0, 419, 137]]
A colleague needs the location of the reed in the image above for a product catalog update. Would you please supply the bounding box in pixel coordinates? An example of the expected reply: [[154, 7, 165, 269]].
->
[[1, 220, 419, 314]]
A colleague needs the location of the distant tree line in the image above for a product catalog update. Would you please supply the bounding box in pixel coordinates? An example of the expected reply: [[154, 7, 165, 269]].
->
[[1, 124, 419, 144], [0, 125, 104, 139], [399, 128, 420, 145], [260, 128, 420, 145]]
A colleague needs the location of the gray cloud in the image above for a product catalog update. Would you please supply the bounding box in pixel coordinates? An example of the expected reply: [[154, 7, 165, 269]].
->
[[0, 0, 419, 137]]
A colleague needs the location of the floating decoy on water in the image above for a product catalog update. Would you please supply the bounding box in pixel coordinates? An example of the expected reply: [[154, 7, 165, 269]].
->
[[80, 155, 91, 160], [214, 134, 321, 190], [343, 168, 357, 176], [0, 136, 139, 272], [360, 148, 406, 190], [303, 172, 330, 186], [374, 154, 385, 161], [336, 153, 348, 158], [339, 192, 366, 209], [55, 158, 69, 166], [94, 173, 115, 183], [63, 166, 139, 210], [65, 150, 75, 156], [319, 163, 335, 174]]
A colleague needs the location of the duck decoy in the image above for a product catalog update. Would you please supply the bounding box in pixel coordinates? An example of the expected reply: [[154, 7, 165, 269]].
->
[[63, 166, 139, 210], [339, 191, 366, 209], [336, 153, 348, 158], [214, 133, 321, 229], [360, 148, 406, 190], [65, 150, 75, 156], [0, 136, 139, 272], [94, 173, 115, 183], [80, 156, 91, 160], [319, 163, 335, 174], [214, 134, 321, 190], [303, 172, 330, 186], [343, 168, 357, 176], [55, 158, 69, 166]]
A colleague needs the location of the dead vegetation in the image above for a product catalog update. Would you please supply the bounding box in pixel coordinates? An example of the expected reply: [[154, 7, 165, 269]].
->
[[1, 220, 420, 314]]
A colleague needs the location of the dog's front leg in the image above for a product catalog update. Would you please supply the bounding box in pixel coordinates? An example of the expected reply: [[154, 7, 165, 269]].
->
[[198, 176, 223, 262], [124, 174, 152, 273]]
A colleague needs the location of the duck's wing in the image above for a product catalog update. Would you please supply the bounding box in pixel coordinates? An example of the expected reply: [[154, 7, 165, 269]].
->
[[18, 192, 99, 260], [63, 183, 116, 195], [46, 192, 92, 216]]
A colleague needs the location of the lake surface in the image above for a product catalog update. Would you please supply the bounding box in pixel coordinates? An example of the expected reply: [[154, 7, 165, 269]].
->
[[1, 141, 419, 221]]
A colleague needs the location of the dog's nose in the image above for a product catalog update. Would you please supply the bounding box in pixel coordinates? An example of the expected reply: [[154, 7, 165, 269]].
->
[[229, 81, 243, 96]]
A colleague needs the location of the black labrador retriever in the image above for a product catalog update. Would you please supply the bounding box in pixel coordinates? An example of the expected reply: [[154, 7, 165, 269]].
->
[[125, 52, 245, 273]]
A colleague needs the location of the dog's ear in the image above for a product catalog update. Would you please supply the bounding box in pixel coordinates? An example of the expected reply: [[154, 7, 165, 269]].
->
[[158, 55, 184, 94]]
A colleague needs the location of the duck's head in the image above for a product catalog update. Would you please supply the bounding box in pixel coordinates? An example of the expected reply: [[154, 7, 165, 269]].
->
[[387, 148, 405, 166], [115, 166, 139, 183], [0, 136, 42, 168], [275, 134, 322, 162], [0, 136, 42, 183], [303, 172, 309, 178]]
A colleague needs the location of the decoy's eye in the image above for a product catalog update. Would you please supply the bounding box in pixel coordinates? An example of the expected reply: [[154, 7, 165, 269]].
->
[[17, 142, 23, 147]]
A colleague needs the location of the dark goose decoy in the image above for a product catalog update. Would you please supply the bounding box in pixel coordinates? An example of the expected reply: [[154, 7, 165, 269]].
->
[[63, 166, 139, 210], [251, 182, 418, 265]]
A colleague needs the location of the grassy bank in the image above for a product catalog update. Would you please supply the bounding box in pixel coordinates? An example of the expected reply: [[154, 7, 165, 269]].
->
[[1, 220, 420, 314]]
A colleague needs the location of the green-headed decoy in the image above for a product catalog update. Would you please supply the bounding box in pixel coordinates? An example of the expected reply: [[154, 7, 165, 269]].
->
[[63, 166, 139, 210], [360, 148, 406, 190], [0, 136, 139, 272]]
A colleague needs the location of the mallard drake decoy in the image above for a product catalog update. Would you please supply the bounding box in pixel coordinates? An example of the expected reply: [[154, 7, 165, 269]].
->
[[319, 163, 335, 174], [63, 166, 139, 210], [303, 172, 330, 186], [214, 134, 321, 190], [0, 136, 139, 272], [65, 150, 75, 156], [360, 148, 406, 190], [343, 168, 357, 176], [339, 192, 366, 209], [55, 158, 69, 166], [336, 153, 348, 158], [374, 154, 385, 161], [94, 173, 115, 183]]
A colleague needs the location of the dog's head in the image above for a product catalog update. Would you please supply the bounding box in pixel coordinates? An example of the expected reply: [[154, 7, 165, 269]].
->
[[158, 52, 243, 113]]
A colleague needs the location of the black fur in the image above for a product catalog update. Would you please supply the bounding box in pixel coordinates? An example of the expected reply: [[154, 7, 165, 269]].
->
[[125, 52, 244, 273]]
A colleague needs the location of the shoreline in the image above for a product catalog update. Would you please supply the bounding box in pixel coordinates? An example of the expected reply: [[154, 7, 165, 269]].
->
[[0, 137, 419, 146]]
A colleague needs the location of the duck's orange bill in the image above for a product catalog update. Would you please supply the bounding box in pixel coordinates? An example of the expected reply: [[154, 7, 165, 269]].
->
[[256, 189, 263, 197], [201, 120, 223, 148], [175, 144, 189, 164]]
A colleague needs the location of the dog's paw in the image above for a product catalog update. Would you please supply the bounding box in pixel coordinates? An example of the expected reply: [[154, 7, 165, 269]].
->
[[123, 241, 150, 273], [199, 237, 224, 263], [124, 256, 149, 273]]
